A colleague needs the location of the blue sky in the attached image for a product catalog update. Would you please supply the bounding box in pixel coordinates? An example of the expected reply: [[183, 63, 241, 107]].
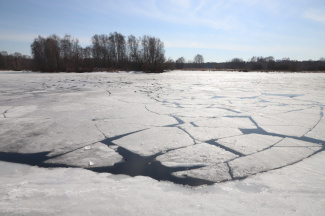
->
[[0, 0, 324, 62]]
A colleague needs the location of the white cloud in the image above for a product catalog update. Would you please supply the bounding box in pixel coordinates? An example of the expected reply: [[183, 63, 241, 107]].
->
[[303, 9, 325, 24]]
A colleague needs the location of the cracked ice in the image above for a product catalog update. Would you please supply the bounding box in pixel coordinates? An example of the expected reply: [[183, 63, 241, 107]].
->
[[0, 70, 325, 215]]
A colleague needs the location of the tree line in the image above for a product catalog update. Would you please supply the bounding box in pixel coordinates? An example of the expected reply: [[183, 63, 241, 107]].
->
[[211, 56, 325, 72], [172, 56, 325, 72], [29, 33, 166, 72], [1, 33, 325, 72], [0, 51, 33, 71]]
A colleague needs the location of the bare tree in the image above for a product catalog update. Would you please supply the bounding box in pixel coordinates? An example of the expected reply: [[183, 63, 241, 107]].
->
[[61, 35, 72, 69], [70, 38, 81, 71], [108, 32, 126, 68], [230, 58, 245, 69], [0, 51, 8, 69], [164, 57, 175, 71], [141, 35, 165, 72], [44, 34, 61, 71], [127, 35, 142, 70], [193, 54, 204, 68], [175, 57, 185, 69], [60, 35, 81, 71], [91, 34, 109, 68], [31, 36, 47, 71], [81, 46, 93, 68], [12, 52, 23, 70]]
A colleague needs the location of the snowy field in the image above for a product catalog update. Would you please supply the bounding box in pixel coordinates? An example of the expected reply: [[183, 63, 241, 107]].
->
[[0, 70, 324, 215]]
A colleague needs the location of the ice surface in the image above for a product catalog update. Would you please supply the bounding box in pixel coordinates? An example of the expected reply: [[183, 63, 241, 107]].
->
[[0, 145, 324, 216], [229, 138, 322, 178], [0, 70, 325, 215], [0, 117, 104, 154], [218, 134, 283, 155], [3, 105, 38, 118], [172, 163, 232, 182], [306, 113, 325, 140], [179, 125, 242, 142], [156, 143, 237, 167], [193, 117, 256, 129], [113, 127, 194, 156], [44, 142, 123, 168]]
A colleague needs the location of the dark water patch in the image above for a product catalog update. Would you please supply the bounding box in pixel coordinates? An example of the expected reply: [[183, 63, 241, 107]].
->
[[99, 133, 213, 186], [0, 151, 50, 166], [90, 145, 214, 186], [0, 127, 215, 186], [0, 151, 78, 169], [0, 148, 214, 187]]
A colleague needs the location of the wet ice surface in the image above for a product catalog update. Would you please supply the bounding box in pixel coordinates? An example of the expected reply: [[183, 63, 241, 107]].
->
[[0, 71, 325, 215]]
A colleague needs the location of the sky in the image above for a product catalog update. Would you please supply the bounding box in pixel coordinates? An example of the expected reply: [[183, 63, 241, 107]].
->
[[0, 0, 324, 62]]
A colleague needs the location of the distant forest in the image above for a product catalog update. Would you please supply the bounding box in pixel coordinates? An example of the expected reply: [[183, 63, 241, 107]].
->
[[0, 32, 325, 72]]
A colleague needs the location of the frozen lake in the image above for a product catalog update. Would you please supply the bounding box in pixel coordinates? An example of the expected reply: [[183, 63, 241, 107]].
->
[[0, 70, 324, 215]]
